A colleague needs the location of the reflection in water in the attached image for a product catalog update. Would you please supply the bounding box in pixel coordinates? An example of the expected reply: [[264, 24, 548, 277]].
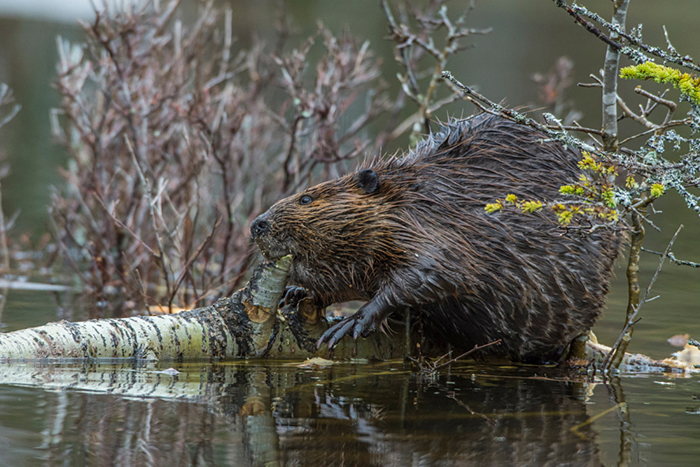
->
[[0, 362, 604, 466], [261, 369, 601, 466], [607, 376, 633, 467]]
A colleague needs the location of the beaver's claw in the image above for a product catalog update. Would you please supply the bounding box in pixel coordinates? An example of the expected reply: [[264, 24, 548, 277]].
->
[[278, 286, 313, 309], [316, 309, 376, 350]]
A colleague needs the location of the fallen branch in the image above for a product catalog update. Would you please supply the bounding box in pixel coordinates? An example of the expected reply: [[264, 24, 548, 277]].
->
[[0, 256, 407, 362], [0, 256, 293, 361]]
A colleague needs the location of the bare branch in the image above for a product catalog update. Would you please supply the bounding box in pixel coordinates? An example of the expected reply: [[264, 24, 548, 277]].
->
[[604, 224, 683, 371]]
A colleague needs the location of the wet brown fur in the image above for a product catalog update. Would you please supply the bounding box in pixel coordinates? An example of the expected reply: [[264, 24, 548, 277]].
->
[[252, 114, 621, 362]]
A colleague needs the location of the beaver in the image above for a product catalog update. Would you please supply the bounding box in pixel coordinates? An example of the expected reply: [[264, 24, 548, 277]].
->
[[250, 114, 621, 363]]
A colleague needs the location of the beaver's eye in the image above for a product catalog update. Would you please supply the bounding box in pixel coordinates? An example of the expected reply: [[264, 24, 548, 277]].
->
[[299, 195, 313, 205]]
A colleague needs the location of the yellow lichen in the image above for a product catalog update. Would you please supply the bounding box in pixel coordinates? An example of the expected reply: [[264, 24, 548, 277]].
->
[[520, 200, 543, 213], [577, 152, 599, 171], [601, 188, 616, 208], [621, 62, 700, 105], [485, 202, 503, 213], [557, 210, 573, 225], [650, 183, 665, 198], [559, 185, 575, 195]]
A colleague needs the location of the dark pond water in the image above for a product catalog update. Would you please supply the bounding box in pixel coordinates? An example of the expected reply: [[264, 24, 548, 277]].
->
[[0, 280, 699, 466], [1, 0, 700, 465], [0, 358, 698, 466]]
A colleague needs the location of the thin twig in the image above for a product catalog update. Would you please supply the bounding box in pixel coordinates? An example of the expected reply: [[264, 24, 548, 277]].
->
[[552, 0, 622, 51], [604, 224, 683, 372], [0, 84, 21, 130], [634, 87, 676, 112], [168, 216, 221, 309], [430, 339, 502, 372], [124, 135, 173, 306], [641, 247, 700, 268], [0, 184, 10, 273]]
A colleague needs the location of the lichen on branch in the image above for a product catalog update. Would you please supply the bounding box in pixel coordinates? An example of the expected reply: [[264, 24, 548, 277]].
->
[[621, 62, 700, 105]]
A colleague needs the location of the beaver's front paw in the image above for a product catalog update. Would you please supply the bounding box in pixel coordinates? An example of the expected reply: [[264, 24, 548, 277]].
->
[[278, 286, 313, 310], [316, 309, 376, 350]]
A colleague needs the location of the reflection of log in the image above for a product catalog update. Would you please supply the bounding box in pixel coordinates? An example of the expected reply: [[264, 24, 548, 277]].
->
[[0, 361, 605, 466], [0, 255, 694, 373], [0, 362, 217, 399]]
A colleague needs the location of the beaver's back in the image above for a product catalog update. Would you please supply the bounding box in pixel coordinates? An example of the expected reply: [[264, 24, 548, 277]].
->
[[374, 116, 619, 361]]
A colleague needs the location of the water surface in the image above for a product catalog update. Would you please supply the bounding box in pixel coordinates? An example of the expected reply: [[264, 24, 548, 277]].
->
[[0, 357, 698, 466]]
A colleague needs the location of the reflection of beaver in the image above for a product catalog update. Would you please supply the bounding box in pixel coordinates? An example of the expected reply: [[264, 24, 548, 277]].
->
[[251, 114, 621, 362]]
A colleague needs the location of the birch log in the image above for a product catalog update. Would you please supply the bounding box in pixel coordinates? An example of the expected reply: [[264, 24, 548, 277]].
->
[[0, 256, 292, 361], [0, 255, 406, 362], [0, 254, 694, 372]]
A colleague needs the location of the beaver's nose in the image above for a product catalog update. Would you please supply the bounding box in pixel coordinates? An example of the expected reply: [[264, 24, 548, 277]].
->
[[250, 215, 271, 239]]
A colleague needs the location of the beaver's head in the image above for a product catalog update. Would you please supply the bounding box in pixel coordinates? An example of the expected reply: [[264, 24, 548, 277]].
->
[[250, 168, 406, 297], [251, 169, 385, 261]]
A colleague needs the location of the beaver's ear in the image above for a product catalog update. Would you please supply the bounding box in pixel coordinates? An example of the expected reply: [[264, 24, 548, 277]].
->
[[357, 169, 379, 194]]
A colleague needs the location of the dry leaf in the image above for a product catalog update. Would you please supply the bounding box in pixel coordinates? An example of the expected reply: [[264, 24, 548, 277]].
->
[[667, 334, 690, 347], [297, 357, 336, 368]]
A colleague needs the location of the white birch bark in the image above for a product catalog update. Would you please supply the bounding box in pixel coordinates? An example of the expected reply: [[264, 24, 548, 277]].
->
[[0, 256, 292, 361]]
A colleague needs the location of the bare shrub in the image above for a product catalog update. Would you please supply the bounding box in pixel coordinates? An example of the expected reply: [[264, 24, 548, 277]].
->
[[50, 2, 390, 314], [49, 0, 485, 316]]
